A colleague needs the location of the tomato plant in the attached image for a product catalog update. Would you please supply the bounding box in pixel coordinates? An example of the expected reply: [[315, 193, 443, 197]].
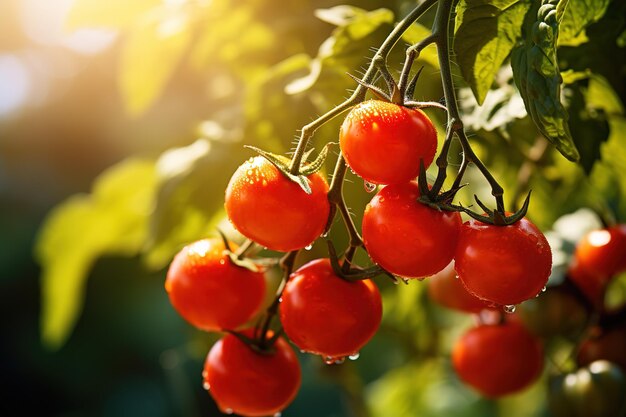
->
[[454, 216, 552, 306], [165, 238, 266, 331], [427, 261, 493, 313], [224, 156, 330, 252], [203, 331, 301, 417], [452, 321, 544, 397], [279, 258, 382, 361], [339, 100, 437, 185], [362, 181, 462, 278]]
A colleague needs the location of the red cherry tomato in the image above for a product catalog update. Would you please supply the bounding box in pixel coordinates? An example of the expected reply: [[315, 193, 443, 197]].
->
[[362, 181, 462, 278], [280, 259, 382, 360], [225, 156, 330, 252], [454, 217, 552, 305], [339, 100, 438, 185], [427, 261, 494, 313], [571, 224, 626, 283], [203, 331, 301, 417], [165, 238, 266, 331], [568, 261, 607, 308], [452, 321, 544, 397]]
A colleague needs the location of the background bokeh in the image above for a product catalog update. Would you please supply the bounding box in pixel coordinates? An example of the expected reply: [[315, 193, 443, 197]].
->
[[1, 0, 625, 416]]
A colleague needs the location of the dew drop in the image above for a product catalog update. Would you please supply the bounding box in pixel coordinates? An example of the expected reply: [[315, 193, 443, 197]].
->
[[349, 352, 360, 361], [364, 180, 376, 193], [247, 169, 253, 175], [324, 357, 335, 365], [503, 304, 516, 314], [454, 274, 460, 279], [278, 297, 283, 303], [224, 408, 234, 415], [274, 413, 282, 417], [202, 382, 211, 391], [304, 244, 313, 251], [320, 231, 329, 238], [219, 259, 225, 265], [300, 349, 307, 354], [334, 357, 346, 365], [541, 286, 547, 292]]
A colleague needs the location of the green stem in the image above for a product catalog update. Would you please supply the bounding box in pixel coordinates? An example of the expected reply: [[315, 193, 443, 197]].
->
[[288, 0, 439, 175]]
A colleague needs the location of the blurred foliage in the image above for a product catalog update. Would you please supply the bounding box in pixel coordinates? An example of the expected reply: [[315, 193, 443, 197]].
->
[[0, 0, 620, 415]]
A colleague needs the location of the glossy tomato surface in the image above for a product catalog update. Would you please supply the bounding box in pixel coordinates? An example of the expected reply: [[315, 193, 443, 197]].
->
[[280, 259, 382, 359], [452, 322, 544, 398], [427, 261, 494, 313], [165, 238, 266, 331], [339, 100, 437, 185], [454, 217, 552, 305], [203, 331, 301, 417], [362, 181, 462, 278], [225, 156, 330, 252], [572, 225, 626, 281]]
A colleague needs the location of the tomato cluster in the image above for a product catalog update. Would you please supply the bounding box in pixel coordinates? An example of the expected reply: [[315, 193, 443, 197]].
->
[[164, 99, 562, 415]]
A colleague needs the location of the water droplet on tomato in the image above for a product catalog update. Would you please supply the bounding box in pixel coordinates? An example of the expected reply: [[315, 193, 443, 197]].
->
[[349, 352, 360, 361], [324, 357, 335, 365], [503, 305, 516, 314], [273, 413, 282, 417], [320, 231, 329, 238], [202, 382, 210, 391], [364, 180, 376, 193], [304, 244, 313, 250], [224, 408, 234, 415], [334, 357, 346, 365], [541, 286, 547, 292], [278, 297, 283, 303]]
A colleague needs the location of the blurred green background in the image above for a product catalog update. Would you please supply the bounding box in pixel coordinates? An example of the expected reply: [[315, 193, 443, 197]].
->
[[1, 0, 624, 416]]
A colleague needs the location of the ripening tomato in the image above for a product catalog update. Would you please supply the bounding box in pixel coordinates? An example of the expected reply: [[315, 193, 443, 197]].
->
[[454, 217, 552, 305], [165, 238, 266, 331], [280, 259, 382, 360], [549, 360, 626, 417], [203, 331, 301, 417], [362, 181, 462, 278], [339, 100, 437, 185], [225, 156, 330, 252], [577, 326, 626, 372], [572, 224, 626, 281], [452, 321, 544, 398], [427, 261, 494, 313]]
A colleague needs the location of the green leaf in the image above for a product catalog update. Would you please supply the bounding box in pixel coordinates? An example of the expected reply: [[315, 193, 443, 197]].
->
[[558, 0, 610, 46], [35, 159, 157, 349], [511, 0, 580, 162], [144, 139, 240, 269], [454, 0, 532, 104], [119, 9, 193, 115], [65, 0, 160, 30]]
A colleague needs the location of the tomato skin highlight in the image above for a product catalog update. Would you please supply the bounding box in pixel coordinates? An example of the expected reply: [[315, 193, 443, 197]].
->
[[452, 322, 544, 398], [454, 217, 552, 305], [280, 259, 382, 359], [362, 181, 462, 278], [339, 100, 437, 185], [427, 261, 494, 313], [203, 331, 301, 417], [225, 156, 330, 252], [165, 238, 266, 331]]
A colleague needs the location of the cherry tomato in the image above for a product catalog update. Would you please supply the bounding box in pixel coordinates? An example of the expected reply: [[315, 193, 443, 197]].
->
[[427, 261, 494, 313], [577, 326, 626, 372], [203, 330, 301, 417], [452, 321, 544, 397], [572, 224, 626, 281], [549, 360, 626, 417], [225, 156, 330, 252], [339, 100, 437, 185], [279, 259, 382, 360], [362, 181, 462, 278], [454, 217, 552, 305], [165, 238, 266, 331], [568, 261, 607, 308]]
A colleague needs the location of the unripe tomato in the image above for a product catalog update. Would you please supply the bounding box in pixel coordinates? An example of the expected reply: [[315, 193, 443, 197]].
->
[[572, 224, 626, 281], [165, 238, 266, 331], [339, 100, 437, 185], [454, 217, 552, 305], [427, 261, 494, 313], [452, 321, 544, 397], [225, 156, 330, 252], [362, 181, 462, 278], [549, 360, 626, 417], [578, 326, 626, 371], [280, 259, 382, 360], [203, 331, 301, 417]]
